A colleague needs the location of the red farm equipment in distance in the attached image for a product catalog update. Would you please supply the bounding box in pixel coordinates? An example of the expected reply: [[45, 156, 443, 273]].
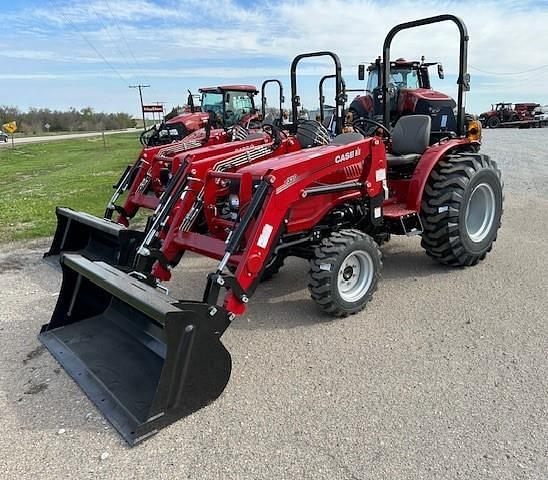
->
[[39, 17, 502, 446], [479, 102, 542, 128]]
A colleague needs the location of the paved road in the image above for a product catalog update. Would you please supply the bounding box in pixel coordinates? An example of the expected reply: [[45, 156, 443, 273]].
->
[[0, 128, 137, 147], [0, 130, 546, 479]]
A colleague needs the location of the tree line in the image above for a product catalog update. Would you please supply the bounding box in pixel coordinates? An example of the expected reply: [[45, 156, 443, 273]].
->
[[0, 106, 136, 134]]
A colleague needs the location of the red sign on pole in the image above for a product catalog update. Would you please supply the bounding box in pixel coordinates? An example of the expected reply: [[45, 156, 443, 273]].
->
[[142, 105, 164, 113]]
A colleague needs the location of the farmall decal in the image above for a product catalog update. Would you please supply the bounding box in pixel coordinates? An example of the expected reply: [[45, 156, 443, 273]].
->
[[335, 147, 361, 164]]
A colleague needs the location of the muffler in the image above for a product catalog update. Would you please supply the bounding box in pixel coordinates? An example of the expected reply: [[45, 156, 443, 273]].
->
[[39, 254, 232, 445], [43, 207, 144, 269]]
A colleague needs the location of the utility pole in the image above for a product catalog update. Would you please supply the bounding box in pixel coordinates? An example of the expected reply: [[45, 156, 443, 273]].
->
[[129, 84, 150, 130]]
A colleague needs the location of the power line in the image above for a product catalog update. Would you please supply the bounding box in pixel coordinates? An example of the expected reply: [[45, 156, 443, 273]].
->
[[103, 0, 149, 84], [87, 1, 141, 81], [470, 64, 548, 76], [47, 0, 128, 84]]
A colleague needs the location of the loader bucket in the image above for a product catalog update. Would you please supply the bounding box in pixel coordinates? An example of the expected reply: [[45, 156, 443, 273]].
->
[[39, 254, 232, 445], [43, 207, 143, 269]]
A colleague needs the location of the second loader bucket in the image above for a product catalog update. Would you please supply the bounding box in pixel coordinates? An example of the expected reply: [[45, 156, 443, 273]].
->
[[43, 207, 143, 268], [39, 254, 232, 445]]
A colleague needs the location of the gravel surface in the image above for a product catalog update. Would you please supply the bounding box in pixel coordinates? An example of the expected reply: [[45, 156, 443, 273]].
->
[[0, 129, 546, 479]]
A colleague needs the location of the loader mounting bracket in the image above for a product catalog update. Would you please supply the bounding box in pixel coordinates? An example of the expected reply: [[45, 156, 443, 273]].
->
[[204, 272, 249, 306]]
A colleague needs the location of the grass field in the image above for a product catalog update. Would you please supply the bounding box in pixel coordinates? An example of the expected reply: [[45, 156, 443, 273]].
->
[[0, 133, 141, 242]]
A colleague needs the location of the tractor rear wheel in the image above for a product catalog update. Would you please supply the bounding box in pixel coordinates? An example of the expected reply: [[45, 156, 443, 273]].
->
[[487, 116, 500, 128], [308, 229, 382, 317], [421, 153, 503, 267]]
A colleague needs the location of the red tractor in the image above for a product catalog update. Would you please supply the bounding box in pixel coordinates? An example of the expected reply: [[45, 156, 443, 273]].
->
[[39, 16, 502, 446], [479, 102, 540, 128], [141, 84, 261, 146], [349, 55, 457, 135]]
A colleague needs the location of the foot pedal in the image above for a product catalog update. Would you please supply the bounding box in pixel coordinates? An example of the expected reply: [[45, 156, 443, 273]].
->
[[400, 212, 423, 236]]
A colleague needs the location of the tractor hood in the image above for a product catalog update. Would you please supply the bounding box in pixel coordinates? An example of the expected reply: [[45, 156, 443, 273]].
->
[[397, 87, 456, 112], [236, 143, 348, 178], [166, 112, 210, 130], [402, 87, 453, 101]]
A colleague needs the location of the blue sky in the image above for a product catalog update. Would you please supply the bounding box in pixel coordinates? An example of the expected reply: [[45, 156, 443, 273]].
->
[[1, 0, 547, 116]]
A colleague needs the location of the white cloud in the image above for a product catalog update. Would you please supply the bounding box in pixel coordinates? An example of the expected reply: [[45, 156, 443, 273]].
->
[[4, 0, 548, 112]]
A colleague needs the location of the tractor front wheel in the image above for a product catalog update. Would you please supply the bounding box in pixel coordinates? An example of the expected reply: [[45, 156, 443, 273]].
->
[[421, 154, 503, 267], [308, 230, 382, 317]]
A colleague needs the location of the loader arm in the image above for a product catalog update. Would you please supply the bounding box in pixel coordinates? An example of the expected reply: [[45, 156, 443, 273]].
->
[[172, 136, 386, 315], [149, 135, 302, 281], [115, 128, 230, 224]]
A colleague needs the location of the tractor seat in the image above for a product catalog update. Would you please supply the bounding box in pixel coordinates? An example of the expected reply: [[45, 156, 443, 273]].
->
[[387, 115, 431, 166], [331, 132, 364, 145]]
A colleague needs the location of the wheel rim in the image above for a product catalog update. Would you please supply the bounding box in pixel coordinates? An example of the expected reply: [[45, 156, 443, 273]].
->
[[337, 250, 375, 303], [465, 182, 496, 243]]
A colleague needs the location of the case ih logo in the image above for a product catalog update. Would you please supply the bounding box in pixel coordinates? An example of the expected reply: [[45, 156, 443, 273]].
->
[[335, 147, 361, 164]]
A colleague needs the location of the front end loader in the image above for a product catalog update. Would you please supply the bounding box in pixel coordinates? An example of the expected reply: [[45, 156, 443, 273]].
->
[[43, 127, 281, 269]]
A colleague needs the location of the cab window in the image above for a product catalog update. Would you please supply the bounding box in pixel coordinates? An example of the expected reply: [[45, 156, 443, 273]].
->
[[225, 92, 255, 115], [390, 68, 420, 89]]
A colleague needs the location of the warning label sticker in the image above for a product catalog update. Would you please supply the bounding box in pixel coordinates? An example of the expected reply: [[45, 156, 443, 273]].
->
[[257, 224, 274, 249]]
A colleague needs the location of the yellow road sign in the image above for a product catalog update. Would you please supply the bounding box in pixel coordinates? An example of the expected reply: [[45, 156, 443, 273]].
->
[[2, 121, 17, 134]]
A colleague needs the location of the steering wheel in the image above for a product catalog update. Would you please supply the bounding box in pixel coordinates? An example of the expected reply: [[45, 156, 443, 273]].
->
[[352, 118, 391, 139]]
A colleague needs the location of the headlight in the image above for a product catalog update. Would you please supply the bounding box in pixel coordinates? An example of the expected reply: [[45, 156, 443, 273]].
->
[[228, 194, 240, 211], [467, 119, 482, 142]]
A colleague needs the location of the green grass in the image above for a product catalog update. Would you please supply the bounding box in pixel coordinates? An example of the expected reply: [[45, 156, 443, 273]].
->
[[0, 133, 141, 242]]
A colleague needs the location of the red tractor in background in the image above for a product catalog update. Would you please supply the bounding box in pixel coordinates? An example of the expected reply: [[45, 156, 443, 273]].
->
[[141, 84, 261, 146], [479, 102, 540, 128], [39, 16, 502, 446], [349, 56, 457, 135]]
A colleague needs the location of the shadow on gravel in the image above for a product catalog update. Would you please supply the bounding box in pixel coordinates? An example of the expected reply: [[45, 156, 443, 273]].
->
[[233, 242, 453, 331], [380, 248, 453, 281], [0, 257, 30, 273]]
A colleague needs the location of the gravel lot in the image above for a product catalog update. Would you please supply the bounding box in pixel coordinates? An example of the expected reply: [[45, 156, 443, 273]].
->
[[0, 129, 546, 479]]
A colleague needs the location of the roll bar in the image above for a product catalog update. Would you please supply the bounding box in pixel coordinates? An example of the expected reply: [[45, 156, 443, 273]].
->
[[382, 14, 469, 136], [291, 51, 344, 134], [261, 79, 284, 125], [319, 74, 347, 123]]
